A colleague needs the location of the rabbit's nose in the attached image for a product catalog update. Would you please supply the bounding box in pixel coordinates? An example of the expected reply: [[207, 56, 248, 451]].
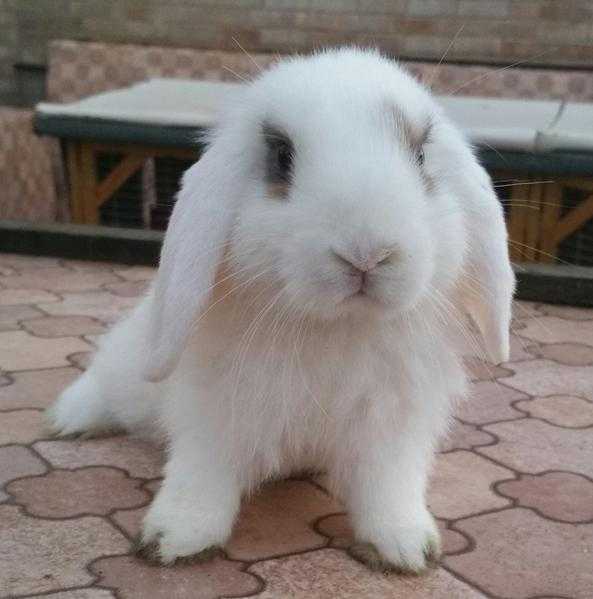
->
[[332, 245, 397, 272]]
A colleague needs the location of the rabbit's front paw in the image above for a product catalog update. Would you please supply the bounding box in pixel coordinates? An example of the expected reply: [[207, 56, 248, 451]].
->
[[349, 513, 441, 574], [136, 495, 233, 565]]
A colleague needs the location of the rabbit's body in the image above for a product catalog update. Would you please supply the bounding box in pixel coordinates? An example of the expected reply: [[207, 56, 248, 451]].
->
[[49, 48, 514, 572]]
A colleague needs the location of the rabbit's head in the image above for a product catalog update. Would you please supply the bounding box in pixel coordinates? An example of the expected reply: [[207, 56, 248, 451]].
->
[[145, 48, 515, 382]]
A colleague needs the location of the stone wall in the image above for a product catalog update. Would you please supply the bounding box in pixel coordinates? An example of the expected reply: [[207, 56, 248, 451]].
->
[[2, 0, 592, 106]]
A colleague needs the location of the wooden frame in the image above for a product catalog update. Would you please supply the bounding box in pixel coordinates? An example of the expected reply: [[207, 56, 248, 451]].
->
[[66, 140, 199, 225]]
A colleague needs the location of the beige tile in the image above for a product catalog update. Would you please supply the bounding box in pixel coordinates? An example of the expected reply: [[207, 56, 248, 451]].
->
[[1, 266, 120, 293], [113, 266, 156, 282], [22, 315, 107, 337], [40, 290, 137, 324], [429, 451, 513, 519], [515, 394, 593, 427], [0, 331, 92, 370], [244, 549, 486, 598], [456, 381, 528, 424], [0, 304, 44, 331], [0, 409, 47, 444], [0, 367, 79, 409], [226, 480, 341, 560], [0, 505, 128, 596], [480, 418, 593, 477], [0, 288, 60, 305], [0, 445, 47, 501], [517, 316, 593, 346], [446, 509, 593, 599]]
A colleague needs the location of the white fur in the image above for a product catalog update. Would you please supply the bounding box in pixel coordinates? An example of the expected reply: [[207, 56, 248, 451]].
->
[[48, 48, 514, 570]]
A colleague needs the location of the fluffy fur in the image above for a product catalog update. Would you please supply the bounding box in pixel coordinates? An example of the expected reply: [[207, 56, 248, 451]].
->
[[48, 48, 514, 572]]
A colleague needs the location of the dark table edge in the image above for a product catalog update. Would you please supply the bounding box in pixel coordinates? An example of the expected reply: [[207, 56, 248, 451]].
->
[[2, 220, 593, 306]]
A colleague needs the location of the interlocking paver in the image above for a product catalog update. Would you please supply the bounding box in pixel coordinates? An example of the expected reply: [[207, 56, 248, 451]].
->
[[1, 253, 591, 597]]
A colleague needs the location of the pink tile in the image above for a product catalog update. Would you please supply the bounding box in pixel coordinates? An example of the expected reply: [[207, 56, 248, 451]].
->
[[497, 472, 593, 522], [439, 420, 495, 452], [0, 288, 60, 305], [0, 505, 128, 596], [0, 445, 47, 501], [501, 359, 593, 400], [244, 549, 486, 598], [536, 343, 593, 366], [446, 509, 593, 598], [226, 480, 341, 560], [455, 381, 528, 424], [514, 394, 593, 427], [428, 451, 513, 519], [91, 554, 260, 599], [517, 316, 593, 346], [34, 437, 163, 479], [0, 304, 44, 331], [1, 266, 120, 293], [0, 331, 92, 370], [22, 315, 107, 337], [8, 467, 150, 518], [0, 367, 80, 409], [480, 418, 593, 477], [0, 409, 47, 444]]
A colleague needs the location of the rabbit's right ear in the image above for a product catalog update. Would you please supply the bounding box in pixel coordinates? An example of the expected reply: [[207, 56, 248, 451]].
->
[[143, 145, 240, 382]]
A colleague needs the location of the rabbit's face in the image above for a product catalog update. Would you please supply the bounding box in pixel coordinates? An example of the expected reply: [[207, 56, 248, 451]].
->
[[229, 51, 467, 322]]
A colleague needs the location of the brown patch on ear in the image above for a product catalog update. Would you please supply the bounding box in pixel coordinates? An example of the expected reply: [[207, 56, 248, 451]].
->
[[266, 180, 290, 199]]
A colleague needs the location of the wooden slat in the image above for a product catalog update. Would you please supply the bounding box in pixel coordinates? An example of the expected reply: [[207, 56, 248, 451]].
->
[[79, 143, 99, 225], [538, 182, 563, 263], [89, 142, 199, 160], [507, 179, 531, 262], [523, 182, 543, 261], [554, 191, 593, 245], [66, 142, 84, 223], [96, 154, 145, 206]]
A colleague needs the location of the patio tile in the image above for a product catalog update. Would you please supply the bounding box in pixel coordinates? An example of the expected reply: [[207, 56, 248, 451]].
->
[[456, 380, 529, 424], [428, 451, 513, 519], [0, 505, 128, 596], [68, 350, 93, 370], [445, 509, 593, 599], [497, 472, 593, 522], [0, 409, 47, 444], [1, 266, 120, 293], [479, 419, 593, 477], [33, 437, 163, 479], [538, 304, 593, 320], [7, 467, 150, 518], [113, 266, 156, 281], [517, 315, 593, 346], [506, 333, 537, 361], [40, 290, 137, 323], [0, 445, 47, 501], [243, 549, 486, 598], [0, 367, 79, 409], [22, 315, 107, 337], [536, 342, 593, 366], [38, 590, 116, 599], [104, 280, 149, 297], [0, 331, 92, 370], [90, 554, 261, 599], [0, 304, 44, 331], [439, 420, 496, 452], [0, 287, 60, 305], [0, 253, 62, 271], [514, 394, 593, 427], [226, 480, 341, 560], [501, 359, 593, 400], [463, 357, 513, 382]]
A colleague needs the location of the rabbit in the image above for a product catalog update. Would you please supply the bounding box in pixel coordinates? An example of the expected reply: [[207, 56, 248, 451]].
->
[[47, 47, 514, 573]]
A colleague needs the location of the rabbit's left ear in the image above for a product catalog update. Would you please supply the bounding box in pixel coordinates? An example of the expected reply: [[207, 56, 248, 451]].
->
[[143, 144, 240, 382], [454, 150, 515, 364]]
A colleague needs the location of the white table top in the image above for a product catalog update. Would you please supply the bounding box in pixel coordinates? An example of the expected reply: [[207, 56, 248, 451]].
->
[[36, 77, 593, 153]]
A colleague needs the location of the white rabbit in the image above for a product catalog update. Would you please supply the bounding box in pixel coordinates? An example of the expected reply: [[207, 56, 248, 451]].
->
[[47, 47, 514, 573]]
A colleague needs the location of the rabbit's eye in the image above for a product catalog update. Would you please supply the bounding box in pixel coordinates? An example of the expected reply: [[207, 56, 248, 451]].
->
[[275, 141, 293, 177], [263, 124, 294, 189], [416, 147, 425, 167]]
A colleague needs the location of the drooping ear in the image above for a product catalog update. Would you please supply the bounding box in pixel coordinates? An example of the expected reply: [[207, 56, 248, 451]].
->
[[143, 144, 240, 382], [453, 148, 516, 365]]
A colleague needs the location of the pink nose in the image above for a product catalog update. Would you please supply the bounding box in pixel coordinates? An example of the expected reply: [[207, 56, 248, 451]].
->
[[332, 245, 396, 273]]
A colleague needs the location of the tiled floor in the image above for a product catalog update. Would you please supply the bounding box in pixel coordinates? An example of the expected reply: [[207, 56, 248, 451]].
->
[[1, 252, 592, 599]]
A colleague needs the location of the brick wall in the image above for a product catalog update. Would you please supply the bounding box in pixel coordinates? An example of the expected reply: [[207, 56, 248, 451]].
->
[[1, 0, 592, 106]]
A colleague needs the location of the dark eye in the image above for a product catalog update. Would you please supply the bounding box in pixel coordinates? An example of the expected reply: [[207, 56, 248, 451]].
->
[[263, 124, 294, 187], [416, 146, 425, 167], [275, 141, 293, 178]]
